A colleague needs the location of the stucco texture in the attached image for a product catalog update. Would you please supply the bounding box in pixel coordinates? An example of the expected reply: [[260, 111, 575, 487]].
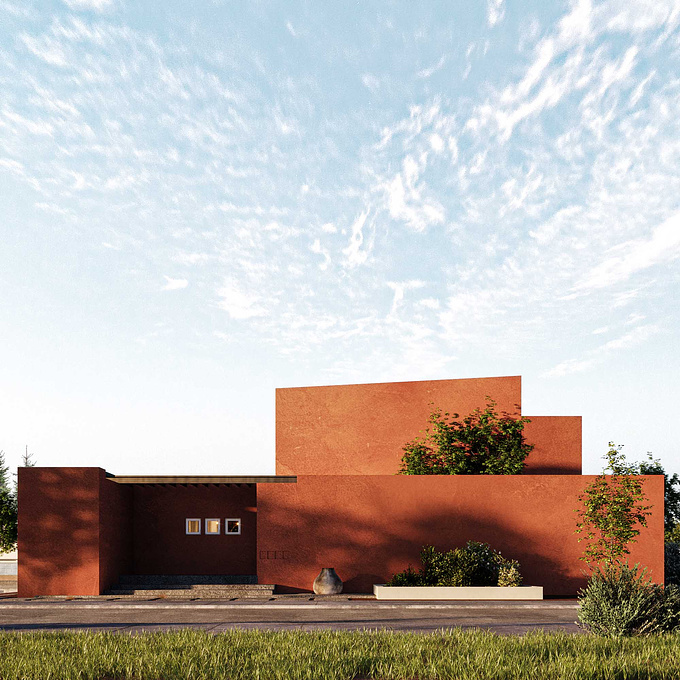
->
[[18, 467, 104, 597], [275, 376, 580, 476], [257, 474, 664, 597]]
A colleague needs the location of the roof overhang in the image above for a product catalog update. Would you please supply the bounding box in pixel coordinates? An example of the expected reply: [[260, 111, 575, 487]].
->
[[108, 475, 297, 487]]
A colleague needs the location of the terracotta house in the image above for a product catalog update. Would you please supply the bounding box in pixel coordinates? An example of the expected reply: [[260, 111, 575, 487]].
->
[[17, 375, 664, 597]]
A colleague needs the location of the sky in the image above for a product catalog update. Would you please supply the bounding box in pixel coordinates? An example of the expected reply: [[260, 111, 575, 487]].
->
[[1, 0, 679, 478]]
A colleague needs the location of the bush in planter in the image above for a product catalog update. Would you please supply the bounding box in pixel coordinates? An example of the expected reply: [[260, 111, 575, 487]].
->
[[386, 542, 522, 587], [577, 562, 680, 637]]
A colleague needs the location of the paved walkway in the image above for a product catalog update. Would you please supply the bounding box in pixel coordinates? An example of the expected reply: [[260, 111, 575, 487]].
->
[[0, 598, 581, 635]]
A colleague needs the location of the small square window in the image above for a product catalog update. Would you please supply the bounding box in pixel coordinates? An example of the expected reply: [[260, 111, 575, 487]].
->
[[186, 518, 201, 535], [205, 518, 221, 535], [226, 518, 241, 535]]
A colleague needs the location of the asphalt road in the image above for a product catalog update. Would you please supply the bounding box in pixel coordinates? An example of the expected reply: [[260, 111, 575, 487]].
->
[[0, 600, 582, 635]]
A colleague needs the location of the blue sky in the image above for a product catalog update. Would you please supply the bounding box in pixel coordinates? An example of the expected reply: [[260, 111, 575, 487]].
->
[[1, 0, 679, 477]]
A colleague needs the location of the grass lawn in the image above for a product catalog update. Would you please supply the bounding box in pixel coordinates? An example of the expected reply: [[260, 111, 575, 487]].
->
[[1, 629, 680, 679]]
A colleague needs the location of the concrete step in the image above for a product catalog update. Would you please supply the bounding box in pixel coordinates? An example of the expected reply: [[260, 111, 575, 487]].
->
[[117, 574, 258, 587], [104, 582, 274, 598]]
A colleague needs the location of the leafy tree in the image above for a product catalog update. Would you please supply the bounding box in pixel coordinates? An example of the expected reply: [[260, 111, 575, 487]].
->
[[598, 444, 680, 541], [0, 450, 9, 491], [575, 443, 652, 568], [0, 451, 17, 553], [633, 454, 680, 541], [399, 398, 533, 475]]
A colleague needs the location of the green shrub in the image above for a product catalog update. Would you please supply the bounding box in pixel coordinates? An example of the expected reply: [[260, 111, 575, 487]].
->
[[385, 566, 421, 587], [399, 398, 533, 475], [498, 559, 523, 587], [577, 562, 680, 637], [665, 542, 680, 586], [386, 542, 522, 587]]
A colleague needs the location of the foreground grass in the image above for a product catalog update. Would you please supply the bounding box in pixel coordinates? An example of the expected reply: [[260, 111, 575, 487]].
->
[[1, 629, 680, 680]]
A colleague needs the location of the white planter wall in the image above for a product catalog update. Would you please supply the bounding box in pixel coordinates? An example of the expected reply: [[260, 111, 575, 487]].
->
[[373, 584, 543, 600]]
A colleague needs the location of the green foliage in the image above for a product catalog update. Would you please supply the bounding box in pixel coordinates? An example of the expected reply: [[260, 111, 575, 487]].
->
[[0, 450, 10, 492], [575, 443, 652, 568], [2, 629, 680, 680], [667, 523, 680, 543], [399, 398, 533, 475], [498, 559, 523, 587], [384, 565, 421, 587], [577, 562, 680, 637], [665, 542, 680, 587], [0, 487, 17, 554], [633, 454, 680, 541], [600, 445, 680, 541], [0, 451, 17, 553], [386, 542, 522, 587]]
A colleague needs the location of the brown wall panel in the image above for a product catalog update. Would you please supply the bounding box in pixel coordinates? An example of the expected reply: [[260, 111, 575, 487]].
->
[[257, 474, 664, 597], [18, 467, 102, 597], [523, 416, 582, 474], [98, 473, 133, 592], [132, 485, 257, 575], [276, 376, 522, 476]]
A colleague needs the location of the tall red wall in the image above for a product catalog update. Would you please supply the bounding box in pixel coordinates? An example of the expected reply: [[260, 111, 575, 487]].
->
[[276, 376, 523, 476], [18, 468, 103, 597], [99, 473, 133, 593], [275, 376, 581, 476], [132, 485, 257, 575], [523, 417, 582, 474], [257, 475, 664, 597]]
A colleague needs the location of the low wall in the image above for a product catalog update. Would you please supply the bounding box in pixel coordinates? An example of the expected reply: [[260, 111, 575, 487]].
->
[[257, 474, 664, 597]]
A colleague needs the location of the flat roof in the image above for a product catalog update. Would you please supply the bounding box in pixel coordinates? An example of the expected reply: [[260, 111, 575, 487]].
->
[[109, 475, 297, 486]]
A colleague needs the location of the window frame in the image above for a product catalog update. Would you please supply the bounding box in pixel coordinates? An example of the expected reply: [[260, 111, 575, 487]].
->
[[225, 518, 241, 535], [205, 518, 221, 535], [185, 518, 202, 535]]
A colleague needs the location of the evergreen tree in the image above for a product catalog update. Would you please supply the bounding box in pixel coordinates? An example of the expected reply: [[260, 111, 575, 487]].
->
[[0, 451, 17, 553]]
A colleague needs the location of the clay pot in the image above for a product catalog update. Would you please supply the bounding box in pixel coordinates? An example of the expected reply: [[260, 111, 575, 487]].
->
[[313, 567, 343, 595]]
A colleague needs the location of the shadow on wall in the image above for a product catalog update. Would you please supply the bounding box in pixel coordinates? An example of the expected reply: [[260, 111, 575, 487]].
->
[[258, 497, 586, 597], [18, 468, 102, 597]]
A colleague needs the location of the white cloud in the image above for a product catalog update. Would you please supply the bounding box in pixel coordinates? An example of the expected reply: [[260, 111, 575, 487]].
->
[[387, 280, 426, 314], [429, 133, 444, 153], [342, 209, 372, 267], [361, 74, 381, 91], [162, 276, 188, 291], [487, 0, 505, 27], [543, 323, 660, 377], [383, 154, 445, 232], [62, 0, 114, 11], [310, 238, 331, 270], [543, 357, 596, 377], [419, 298, 440, 310], [417, 56, 446, 79], [574, 212, 680, 290], [217, 280, 267, 320], [601, 323, 659, 351]]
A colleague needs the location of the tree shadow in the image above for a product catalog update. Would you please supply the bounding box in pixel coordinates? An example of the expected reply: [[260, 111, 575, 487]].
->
[[257, 483, 587, 597]]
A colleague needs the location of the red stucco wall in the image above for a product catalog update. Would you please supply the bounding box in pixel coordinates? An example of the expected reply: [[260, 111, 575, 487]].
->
[[18, 467, 103, 597], [99, 473, 133, 593], [274, 377, 583, 476], [132, 485, 257, 576], [276, 376, 523, 476], [523, 417, 582, 474], [257, 474, 664, 597]]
